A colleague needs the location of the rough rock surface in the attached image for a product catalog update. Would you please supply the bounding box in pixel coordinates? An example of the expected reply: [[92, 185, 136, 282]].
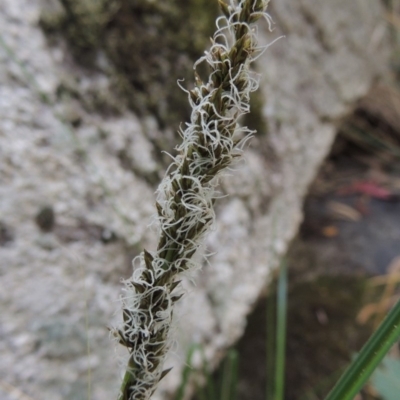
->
[[0, 0, 390, 399]]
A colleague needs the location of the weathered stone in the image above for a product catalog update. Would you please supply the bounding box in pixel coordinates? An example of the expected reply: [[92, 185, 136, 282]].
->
[[0, 0, 391, 399]]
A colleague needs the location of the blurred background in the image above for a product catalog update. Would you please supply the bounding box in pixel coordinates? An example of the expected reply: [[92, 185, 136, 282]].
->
[[1, 0, 400, 399]]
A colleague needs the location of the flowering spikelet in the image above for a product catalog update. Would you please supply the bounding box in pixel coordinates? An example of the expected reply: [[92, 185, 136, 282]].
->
[[114, 1, 271, 399]]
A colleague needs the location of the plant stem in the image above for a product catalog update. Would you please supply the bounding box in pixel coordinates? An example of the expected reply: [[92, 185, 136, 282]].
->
[[325, 299, 400, 400], [114, 1, 272, 399], [266, 289, 275, 400]]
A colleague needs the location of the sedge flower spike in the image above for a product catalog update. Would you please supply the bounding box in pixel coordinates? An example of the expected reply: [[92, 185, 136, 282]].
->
[[113, 1, 271, 399]]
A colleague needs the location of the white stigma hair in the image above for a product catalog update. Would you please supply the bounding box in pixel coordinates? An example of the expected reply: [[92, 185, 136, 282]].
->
[[114, 1, 272, 399]]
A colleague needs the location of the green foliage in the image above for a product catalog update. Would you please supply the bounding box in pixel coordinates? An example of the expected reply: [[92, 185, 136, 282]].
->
[[177, 271, 400, 400], [175, 345, 238, 400], [177, 262, 287, 400], [114, 1, 271, 397], [325, 299, 400, 400]]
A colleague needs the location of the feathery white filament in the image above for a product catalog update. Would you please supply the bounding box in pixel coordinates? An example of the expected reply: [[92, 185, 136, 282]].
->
[[114, 1, 271, 399]]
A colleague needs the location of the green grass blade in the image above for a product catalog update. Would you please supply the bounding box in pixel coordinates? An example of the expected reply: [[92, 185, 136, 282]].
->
[[266, 288, 276, 400], [175, 344, 201, 400], [275, 261, 288, 400], [230, 350, 239, 400], [220, 349, 239, 400], [325, 299, 400, 400]]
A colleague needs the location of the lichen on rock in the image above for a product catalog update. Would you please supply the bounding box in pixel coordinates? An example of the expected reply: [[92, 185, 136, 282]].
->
[[40, 0, 220, 129]]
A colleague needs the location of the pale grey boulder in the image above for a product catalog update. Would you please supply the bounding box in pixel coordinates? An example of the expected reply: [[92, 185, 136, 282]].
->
[[0, 0, 390, 399]]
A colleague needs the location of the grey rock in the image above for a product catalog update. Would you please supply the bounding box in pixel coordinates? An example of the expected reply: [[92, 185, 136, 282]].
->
[[0, 0, 391, 399]]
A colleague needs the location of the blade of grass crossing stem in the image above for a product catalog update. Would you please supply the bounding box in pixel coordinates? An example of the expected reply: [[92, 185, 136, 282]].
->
[[325, 299, 400, 400], [220, 349, 239, 400], [266, 282, 276, 400], [275, 261, 288, 400]]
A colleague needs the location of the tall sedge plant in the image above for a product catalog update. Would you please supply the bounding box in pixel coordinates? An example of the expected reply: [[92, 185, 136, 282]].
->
[[112, 1, 272, 399]]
